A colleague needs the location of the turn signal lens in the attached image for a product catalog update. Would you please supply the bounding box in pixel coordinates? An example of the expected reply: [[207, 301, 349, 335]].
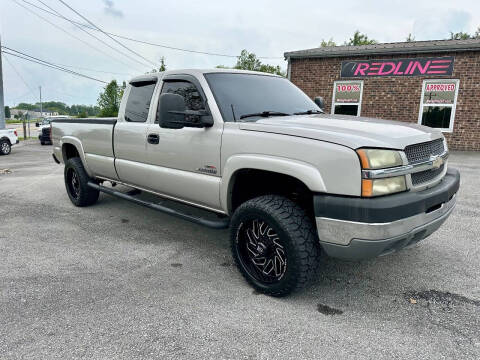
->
[[362, 176, 407, 197], [356, 149, 403, 169]]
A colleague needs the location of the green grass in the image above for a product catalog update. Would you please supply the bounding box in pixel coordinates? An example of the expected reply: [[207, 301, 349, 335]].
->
[[17, 137, 37, 141]]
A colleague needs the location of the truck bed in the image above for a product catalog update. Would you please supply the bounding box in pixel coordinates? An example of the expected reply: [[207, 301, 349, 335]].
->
[[51, 118, 118, 180]]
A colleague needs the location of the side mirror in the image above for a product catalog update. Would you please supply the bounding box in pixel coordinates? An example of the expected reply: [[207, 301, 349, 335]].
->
[[35, 122, 40, 127], [314, 96, 325, 111], [157, 93, 213, 129]]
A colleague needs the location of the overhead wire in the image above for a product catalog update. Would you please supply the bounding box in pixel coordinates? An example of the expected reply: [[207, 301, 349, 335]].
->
[[19, 0, 283, 59]]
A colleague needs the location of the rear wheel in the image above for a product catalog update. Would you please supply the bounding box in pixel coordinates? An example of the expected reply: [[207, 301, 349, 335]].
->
[[230, 195, 321, 297], [0, 140, 11, 155], [64, 157, 99, 206]]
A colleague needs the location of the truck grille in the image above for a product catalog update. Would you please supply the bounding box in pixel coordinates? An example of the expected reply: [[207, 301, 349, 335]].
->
[[411, 164, 445, 186], [404, 139, 445, 164]]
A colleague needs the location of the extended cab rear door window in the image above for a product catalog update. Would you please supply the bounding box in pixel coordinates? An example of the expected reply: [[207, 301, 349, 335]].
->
[[125, 81, 157, 122]]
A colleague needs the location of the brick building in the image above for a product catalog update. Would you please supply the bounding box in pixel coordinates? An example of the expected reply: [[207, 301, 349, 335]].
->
[[285, 39, 480, 150]]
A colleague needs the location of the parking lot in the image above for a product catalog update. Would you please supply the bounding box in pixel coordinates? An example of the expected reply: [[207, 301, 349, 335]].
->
[[0, 142, 479, 359]]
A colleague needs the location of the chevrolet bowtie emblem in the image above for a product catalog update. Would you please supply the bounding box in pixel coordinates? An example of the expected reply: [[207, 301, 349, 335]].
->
[[431, 155, 444, 169]]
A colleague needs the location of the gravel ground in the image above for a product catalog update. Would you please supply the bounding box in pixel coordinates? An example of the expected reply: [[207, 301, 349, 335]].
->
[[0, 143, 479, 359]]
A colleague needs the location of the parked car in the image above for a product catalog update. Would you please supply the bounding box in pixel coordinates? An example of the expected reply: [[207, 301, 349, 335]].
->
[[50, 69, 460, 296], [0, 128, 19, 155], [36, 116, 69, 145]]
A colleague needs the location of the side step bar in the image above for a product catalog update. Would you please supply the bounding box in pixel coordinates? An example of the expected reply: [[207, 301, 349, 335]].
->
[[87, 182, 230, 229]]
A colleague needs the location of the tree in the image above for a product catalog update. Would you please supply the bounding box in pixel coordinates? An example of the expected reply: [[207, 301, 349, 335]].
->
[[320, 38, 336, 47], [475, 27, 480, 38], [159, 57, 166, 72], [233, 50, 285, 76], [77, 111, 88, 118], [406, 33, 415, 42], [97, 80, 125, 117], [345, 30, 377, 46], [450, 31, 471, 40], [4, 106, 10, 119]]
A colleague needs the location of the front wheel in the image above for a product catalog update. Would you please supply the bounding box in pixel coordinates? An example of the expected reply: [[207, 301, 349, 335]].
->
[[230, 195, 321, 297], [0, 140, 11, 155], [64, 157, 99, 207]]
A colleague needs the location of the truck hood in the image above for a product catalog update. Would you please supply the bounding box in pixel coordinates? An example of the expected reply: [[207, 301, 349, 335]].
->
[[238, 114, 443, 149]]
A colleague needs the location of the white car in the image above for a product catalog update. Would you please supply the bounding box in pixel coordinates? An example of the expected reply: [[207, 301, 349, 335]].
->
[[0, 128, 19, 155]]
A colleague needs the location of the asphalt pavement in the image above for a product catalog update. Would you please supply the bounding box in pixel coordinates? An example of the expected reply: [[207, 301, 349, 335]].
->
[[0, 142, 479, 359]]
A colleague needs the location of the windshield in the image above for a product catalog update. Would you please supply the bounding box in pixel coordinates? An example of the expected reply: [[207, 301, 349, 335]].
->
[[204, 73, 320, 122], [41, 119, 51, 125]]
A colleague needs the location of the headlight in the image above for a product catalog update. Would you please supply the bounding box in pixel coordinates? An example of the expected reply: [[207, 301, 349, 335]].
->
[[361, 176, 407, 197], [356, 149, 403, 169], [357, 148, 406, 197]]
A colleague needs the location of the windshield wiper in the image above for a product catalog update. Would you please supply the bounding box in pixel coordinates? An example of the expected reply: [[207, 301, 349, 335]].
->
[[293, 109, 323, 115], [239, 111, 291, 120]]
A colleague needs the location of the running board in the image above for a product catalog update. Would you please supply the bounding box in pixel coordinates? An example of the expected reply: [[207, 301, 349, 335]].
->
[[87, 182, 230, 229]]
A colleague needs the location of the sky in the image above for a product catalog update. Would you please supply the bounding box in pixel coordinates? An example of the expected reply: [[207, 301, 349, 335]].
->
[[1, 0, 479, 107]]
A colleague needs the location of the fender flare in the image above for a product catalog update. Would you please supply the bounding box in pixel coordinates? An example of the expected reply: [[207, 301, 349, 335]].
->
[[59, 136, 93, 176], [220, 154, 326, 214]]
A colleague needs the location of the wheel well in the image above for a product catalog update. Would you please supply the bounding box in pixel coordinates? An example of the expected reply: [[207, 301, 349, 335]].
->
[[1, 136, 11, 145], [229, 169, 314, 218], [62, 143, 80, 161]]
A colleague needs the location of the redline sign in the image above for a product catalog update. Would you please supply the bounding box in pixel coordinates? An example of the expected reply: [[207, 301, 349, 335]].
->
[[341, 57, 454, 78]]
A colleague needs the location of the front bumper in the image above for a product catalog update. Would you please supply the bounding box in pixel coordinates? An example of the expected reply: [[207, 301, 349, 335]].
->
[[314, 168, 460, 260]]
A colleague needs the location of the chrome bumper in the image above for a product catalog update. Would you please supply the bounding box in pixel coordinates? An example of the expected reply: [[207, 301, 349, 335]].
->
[[314, 168, 460, 260], [316, 194, 456, 246]]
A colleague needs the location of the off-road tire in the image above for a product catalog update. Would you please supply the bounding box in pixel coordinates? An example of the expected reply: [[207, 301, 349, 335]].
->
[[0, 139, 11, 155], [230, 195, 321, 297], [64, 157, 99, 207], [40, 140, 45, 145]]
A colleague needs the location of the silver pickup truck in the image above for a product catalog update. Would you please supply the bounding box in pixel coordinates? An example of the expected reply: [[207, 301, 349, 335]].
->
[[51, 69, 460, 296]]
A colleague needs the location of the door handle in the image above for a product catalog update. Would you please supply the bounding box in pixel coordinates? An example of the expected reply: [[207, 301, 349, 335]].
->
[[147, 133, 160, 145]]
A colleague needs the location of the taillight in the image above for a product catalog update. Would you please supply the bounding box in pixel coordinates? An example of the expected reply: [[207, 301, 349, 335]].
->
[[14, 130, 18, 137]]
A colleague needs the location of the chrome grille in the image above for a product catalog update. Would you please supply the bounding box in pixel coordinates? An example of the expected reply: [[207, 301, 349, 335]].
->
[[404, 139, 445, 164], [411, 164, 445, 186]]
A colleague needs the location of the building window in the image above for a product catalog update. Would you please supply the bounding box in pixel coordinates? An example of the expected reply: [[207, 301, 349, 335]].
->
[[418, 79, 459, 132], [331, 81, 363, 116]]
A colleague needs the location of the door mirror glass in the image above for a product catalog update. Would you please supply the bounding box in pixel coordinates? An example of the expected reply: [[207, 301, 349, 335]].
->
[[157, 93, 213, 129], [35, 122, 40, 127], [314, 97, 325, 111], [157, 93, 187, 129]]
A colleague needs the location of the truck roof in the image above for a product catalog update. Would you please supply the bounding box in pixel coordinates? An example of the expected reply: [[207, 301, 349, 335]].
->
[[129, 68, 281, 84]]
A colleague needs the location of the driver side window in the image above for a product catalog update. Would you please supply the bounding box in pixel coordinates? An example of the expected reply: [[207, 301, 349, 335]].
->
[[156, 81, 205, 123]]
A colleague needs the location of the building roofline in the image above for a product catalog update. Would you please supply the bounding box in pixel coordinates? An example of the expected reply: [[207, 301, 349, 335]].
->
[[284, 39, 480, 59]]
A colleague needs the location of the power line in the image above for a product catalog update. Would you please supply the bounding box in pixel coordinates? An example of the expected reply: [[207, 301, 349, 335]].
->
[[3, 55, 36, 93], [34, 0, 150, 71], [13, 0, 147, 72], [20, 0, 283, 59], [57, 0, 160, 68], [2, 47, 107, 83]]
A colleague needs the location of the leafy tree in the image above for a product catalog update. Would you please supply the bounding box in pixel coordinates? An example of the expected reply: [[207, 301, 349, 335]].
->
[[4, 106, 10, 118], [450, 31, 471, 40], [149, 57, 167, 73], [77, 111, 88, 118], [406, 33, 415, 42], [232, 50, 285, 76], [475, 27, 480, 38], [97, 80, 125, 117], [345, 30, 377, 46], [159, 57, 166, 72], [320, 38, 336, 47]]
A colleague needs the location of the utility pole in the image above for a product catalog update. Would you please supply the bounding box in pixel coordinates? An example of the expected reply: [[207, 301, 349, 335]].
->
[[39, 86, 42, 117], [0, 36, 6, 130]]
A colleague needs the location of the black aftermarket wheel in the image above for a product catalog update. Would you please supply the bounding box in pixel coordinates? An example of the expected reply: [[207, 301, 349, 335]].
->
[[230, 195, 321, 297], [64, 157, 99, 207], [0, 140, 11, 155]]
